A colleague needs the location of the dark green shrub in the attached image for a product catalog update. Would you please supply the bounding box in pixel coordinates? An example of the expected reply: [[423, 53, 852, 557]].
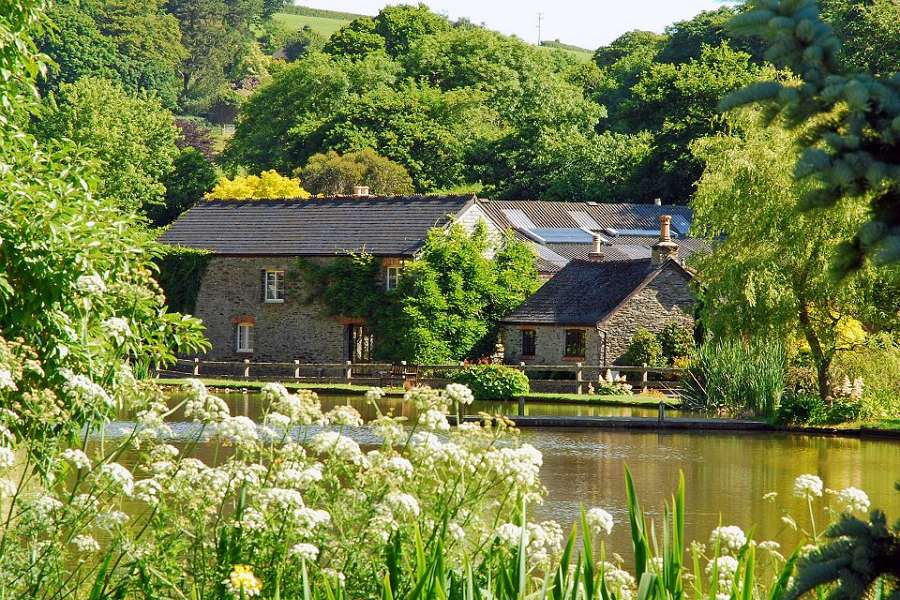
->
[[449, 364, 529, 401], [776, 392, 862, 426], [658, 322, 694, 364], [623, 328, 664, 367]]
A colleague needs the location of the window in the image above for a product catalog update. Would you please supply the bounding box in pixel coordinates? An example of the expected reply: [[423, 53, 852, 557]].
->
[[521, 329, 536, 357], [236, 322, 253, 353], [564, 329, 585, 358], [264, 270, 284, 302], [385, 266, 400, 291], [348, 324, 373, 363]]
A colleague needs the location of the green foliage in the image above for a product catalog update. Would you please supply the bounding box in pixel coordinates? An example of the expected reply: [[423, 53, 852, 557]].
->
[[36, 76, 180, 214], [299, 225, 539, 363], [786, 509, 900, 600], [38, 0, 186, 108], [166, 0, 265, 110], [820, 0, 900, 78], [623, 329, 664, 367], [722, 0, 900, 271], [658, 322, 695, 364], [155, 246, 213, 313], [831, 335, 900, 420], [301, 148, 413, 196], [449, 364, 529, 401], [683, 338, 786, 418], [371, 3, 451, 58], [151, 148, 218, 226], [692, 111, 880, 401], [322, 16, 386, 59], [775, 391, 861, 426]]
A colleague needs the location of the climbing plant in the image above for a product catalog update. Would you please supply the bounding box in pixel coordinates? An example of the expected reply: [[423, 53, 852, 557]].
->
[[156, 246, 212, 314]]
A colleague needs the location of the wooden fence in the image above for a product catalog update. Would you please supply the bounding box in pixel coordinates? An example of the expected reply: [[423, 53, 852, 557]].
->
[[159, 358, 685, 396]]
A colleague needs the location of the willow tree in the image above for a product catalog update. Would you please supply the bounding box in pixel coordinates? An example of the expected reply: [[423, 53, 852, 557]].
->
[[691, 112, 881, 400]]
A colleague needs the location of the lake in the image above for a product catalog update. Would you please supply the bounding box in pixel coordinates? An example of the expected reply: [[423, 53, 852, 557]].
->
[[112, 390, 900, 556]]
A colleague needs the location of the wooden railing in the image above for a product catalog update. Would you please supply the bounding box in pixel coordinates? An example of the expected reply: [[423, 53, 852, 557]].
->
[[157, 358, 685, 395]]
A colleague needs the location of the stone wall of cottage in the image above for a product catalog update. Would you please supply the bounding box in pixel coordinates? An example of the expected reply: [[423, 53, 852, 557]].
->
[[601, 264, 695, 364], [502, 263, 695, 365], [194, 256, 396, 362], [501, 324, 601, 364]]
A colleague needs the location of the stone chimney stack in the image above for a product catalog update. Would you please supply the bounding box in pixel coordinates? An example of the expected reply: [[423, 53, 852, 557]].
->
[[588, 233, 605, 261], [651, 214, 679, 266], [352, 185, 370, 197]]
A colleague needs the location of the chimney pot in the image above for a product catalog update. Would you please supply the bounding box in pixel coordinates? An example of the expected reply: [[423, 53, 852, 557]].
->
[[651, 214, 678, 266], [588, 233, 605, 262], [352, 185, 370, 197]]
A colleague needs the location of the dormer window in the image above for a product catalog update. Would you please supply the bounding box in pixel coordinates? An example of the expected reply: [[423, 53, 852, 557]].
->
[[264, 270, 284, 302], [385, 266, 400, 291]]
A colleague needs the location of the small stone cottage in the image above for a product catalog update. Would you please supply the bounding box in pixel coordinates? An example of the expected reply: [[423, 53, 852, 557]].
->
[[160, 195, 493, 362], [499, 216, 696, 365]]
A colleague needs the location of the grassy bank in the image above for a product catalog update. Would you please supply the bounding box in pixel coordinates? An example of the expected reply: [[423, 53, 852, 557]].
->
[[153, 378, 673, 407]]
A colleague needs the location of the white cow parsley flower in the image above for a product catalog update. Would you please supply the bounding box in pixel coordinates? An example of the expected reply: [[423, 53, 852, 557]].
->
[[586, 507, 614, 536], [710, 525, 746, 554], [290, 543, 319, 562], [445, 383, 474, 406], [793, 474, 823, 498]]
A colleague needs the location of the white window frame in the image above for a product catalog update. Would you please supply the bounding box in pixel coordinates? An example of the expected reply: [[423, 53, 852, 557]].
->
[[236, 322, 253, 353], [264, 270, 285, 303], [385, 266, 401, 291]]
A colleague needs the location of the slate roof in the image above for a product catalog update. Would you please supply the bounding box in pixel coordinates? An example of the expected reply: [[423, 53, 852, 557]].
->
[[476, 200, 694, 233], [544, 237, 709, 265], [159, 196, 474, 256], [502, 259, 656, 325]]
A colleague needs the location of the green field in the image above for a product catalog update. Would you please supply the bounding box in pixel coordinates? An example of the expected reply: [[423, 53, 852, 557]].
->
[[272, 10, 594, 62], [272, 11, 351, 37]]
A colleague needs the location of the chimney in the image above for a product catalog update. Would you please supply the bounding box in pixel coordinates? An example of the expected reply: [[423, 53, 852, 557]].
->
[[352, 185, 370, 197], [588, 233, 605, 261], [654, 198, 662, 206], [651, 214, 679, 266]]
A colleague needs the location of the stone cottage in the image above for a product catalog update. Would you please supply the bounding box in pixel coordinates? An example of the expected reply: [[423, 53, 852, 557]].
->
[[160, 194, 494, 362], [499, 216, 696, 365]]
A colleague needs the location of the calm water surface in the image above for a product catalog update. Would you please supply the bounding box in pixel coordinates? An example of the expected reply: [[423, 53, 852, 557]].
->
[[111, 391, 900, 554]]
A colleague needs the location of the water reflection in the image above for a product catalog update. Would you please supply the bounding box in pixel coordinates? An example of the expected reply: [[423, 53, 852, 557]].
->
[[109, 391, 899, 557]]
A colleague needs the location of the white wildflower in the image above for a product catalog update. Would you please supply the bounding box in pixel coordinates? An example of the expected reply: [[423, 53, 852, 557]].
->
[[373, 416, 406, 446], [95, 510, 129, 530], [218, 416, 259, 444], [420, 408, 450, 431], [404, 386, 446, 411], [71, 534, 101, 553], [62, 370, 113, 408], [326, 405, 363, 427], [290, 543, 319, 562], [98, 462, 134, 496], [76, 274, 106, 295], [586, 507, 614, 536], [385, 491, 420, 519], [762, 491, 778, 502], [264, 412, 291, 430], [365, 387, 386, 401], [757, 540, 780, 553], [321, 568, 346, 586], [61, 448, 91, 470], [133, 479, 162, 505], [102, 317, 130, 342], [0, 369, 17, 391], [495, 523, 524, 547], [0, 446, 15, 469], [706, 556, 739, 585], [237, 508, 266, 531], [601, 563, 636, 600], [710, 525, 746, 554], [445, 383, 474, 406], [833, 486, 870, 513], [310, 431, 365, 465], [385, 456, 413, 478], [184, 380, 230, 424], [793, 474, 823, 498], [270, 388, 323, 425]]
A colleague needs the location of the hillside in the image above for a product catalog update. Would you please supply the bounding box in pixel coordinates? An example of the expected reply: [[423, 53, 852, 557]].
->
[[274, 4, 594, 61]]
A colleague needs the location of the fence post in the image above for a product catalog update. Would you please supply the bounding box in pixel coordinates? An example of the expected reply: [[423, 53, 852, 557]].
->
[[243, 359, 250, 379], [658, 400, 666, 423], [576, 362, 583, 395], [193, 357, 199, 376], [641, 363, 648, 391], [518, 396, 525, 417], [345, 360, 352, 383], [294, 360, 300, 379]]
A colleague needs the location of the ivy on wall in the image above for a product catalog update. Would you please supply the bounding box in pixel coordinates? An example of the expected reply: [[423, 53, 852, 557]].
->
[[156, 246, 212, 314], [297, 223, 541, 363]]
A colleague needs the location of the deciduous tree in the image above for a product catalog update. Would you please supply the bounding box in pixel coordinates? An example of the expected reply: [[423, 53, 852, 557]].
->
[[301, 148, 414, 196], [207, 170, 309, 199]]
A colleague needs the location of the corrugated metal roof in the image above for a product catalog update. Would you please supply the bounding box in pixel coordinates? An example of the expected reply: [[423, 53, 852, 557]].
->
[[159, 196, 473, 256]]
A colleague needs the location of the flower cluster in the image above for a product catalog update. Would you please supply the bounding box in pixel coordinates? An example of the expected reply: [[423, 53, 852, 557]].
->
[[586, 507, 614, 536], [224, 565, 262, 597], [793, 474, 823, 498], [709, 525, 746, 554]]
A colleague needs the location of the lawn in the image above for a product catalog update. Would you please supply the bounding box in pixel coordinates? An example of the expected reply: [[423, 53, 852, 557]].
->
[[272, 12, 351, 37]]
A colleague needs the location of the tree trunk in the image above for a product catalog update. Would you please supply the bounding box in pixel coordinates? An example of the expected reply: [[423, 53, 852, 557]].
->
[[798, 301, 832, 402]]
